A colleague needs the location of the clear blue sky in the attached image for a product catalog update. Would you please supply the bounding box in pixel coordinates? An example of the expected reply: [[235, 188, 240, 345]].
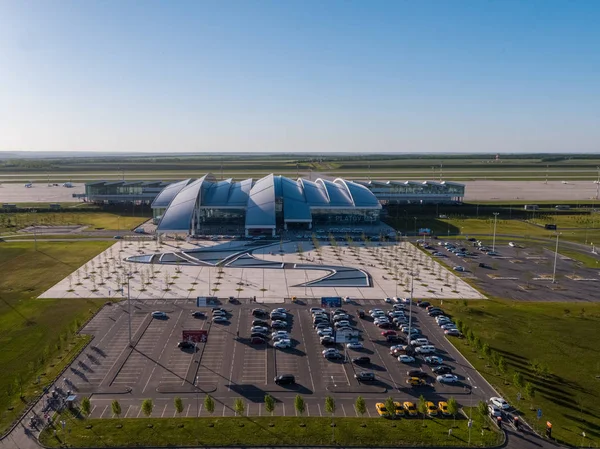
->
[[1, 0, 599, 154]]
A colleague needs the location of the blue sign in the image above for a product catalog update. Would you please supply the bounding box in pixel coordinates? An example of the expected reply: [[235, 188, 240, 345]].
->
[[321, 297, 342, 308], [418, 228, 432, 235], [537, 409, 542, 419]]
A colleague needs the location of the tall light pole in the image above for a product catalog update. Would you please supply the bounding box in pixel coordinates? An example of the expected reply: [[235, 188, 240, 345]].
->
[[413, 217, 417, 237], [552, 233, 561, 283], [127, 272, 132, 346], [492, 213, 499, 251], [330, 376, 336, 442], [467, 377, 477, 446]]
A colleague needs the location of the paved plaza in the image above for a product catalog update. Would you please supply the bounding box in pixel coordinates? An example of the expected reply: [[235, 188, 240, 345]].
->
[[38, 239, 484, 301]]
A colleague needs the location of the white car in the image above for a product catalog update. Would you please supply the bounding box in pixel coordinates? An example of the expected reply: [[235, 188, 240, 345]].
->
[[437, 374, 459, 383], [346, 342, 363, 350], [441, 323, 457, 330], [398, 355, 415, 363], [344, 296, 352, 303], [212, 316, 227, 323], [384, 297, 392, 303], [410, 338, 429, 346], [272, 308, 287, 314], [151, 311, 167, 318], [453, 266, 465, 272], [251, 326, 269, 334], [368, 309, 383, 314], [415, 345, 436, 354], [271, 331, 289, 339], [508, 242, 516, 247], [490, 397, 511, 410], [334, 320, 350, 328], [317, 328, 333, 337], [274, 339, 291, 349]]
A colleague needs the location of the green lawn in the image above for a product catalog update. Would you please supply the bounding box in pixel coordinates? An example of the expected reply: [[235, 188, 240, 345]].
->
[[0, 241, 112, 433], [40, 415, 501, 448], [436, 299, 600, 447], [0, 211, 148, 233]]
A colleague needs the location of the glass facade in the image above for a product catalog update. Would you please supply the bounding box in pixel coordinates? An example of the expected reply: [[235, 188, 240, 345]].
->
[[197, 207, 246, 225], [311, 208, 380, 225]]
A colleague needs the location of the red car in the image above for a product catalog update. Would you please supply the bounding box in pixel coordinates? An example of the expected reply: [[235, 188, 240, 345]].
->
[[381, 330, 397, 337], [250, 336, 266, 344]]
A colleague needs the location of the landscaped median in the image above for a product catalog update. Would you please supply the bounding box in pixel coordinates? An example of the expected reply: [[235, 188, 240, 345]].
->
[[40, 415, 502, 448]]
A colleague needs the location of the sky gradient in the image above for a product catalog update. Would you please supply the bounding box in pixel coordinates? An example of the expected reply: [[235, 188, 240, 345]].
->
[[1, 0, 599, 154]]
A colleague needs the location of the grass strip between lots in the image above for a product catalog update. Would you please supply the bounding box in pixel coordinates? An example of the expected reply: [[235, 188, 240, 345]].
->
[[40, 415, 502, 448]]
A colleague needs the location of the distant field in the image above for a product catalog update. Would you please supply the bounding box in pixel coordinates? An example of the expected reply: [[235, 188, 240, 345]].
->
[[0, 212, 149, 234], [0, 241, 112, 433]]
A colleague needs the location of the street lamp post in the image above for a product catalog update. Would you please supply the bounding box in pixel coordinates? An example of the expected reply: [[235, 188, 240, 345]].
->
[[467, 377, 477, 446], [552, 233, 561, 283], [127, 272, 132, 346], [413, 217, 417, 237], [492, 213, 499, 252], [330, 376, 336, 442]]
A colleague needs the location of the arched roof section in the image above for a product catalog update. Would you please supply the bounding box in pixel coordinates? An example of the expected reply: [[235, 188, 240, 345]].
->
[[227, 178, 253, 207], [202, 179, 233, 206], [300, 179, 329, 206], [334, 178, 381, 208], [318, 178, 354, 207], [245, 174, 277, 228], [281, 177, 311, 221], [152, 179, 191, 209], [157, 175, 207, 232]]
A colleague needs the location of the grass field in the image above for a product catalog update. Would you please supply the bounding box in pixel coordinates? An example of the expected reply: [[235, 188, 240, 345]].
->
[[39, 415, 501, 448], [0, 212, 149, 233], [0, 241, 112, 433], [436, 299, 600, 447]]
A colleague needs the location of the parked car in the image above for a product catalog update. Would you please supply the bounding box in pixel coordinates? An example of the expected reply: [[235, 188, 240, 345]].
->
[[274, 339, 291, 349], [251, 326, 269, 334], [252, 319, 269, 327], [252, 308, 268, 317], [424, 356, 444, 365], [271, 331, 290, 339], [432, 365, 454, 375], [381, 330, 397, 337], [212, 316, 228, 323], [310, 308, 325, 314], [177, 341, 195, 349], [250, 332, 268, 340], [151, 311, 167, 318], [274, 374, 295, 385], [490, 397, 511, 410], [453, 266, 465, 272], [320, 336, 335, 345], [426, 402, 438, 416], [410, 338, 429, 346], [488, 404, 502, 417], [403, 402, 418, 416], [191, 311, 206, 318], [386, 334, 404, 343], [445, 329, 461, 336], [407, 369, 428, 378], [398, 355, 415, 363], [354, 372, 375, 382], [250, 336, 267, 344], [346, 342, 363, 350], [417, 301, 430, 308], [358, 309, 366, 318], [352, 356, 371, 365], [324, 351, 343, 360], [439, 401, 450, 416], [317, 328, 333, 337], [436, 374, 459, 383], [271, 320, 288, 329], [270, 312, 287, 320]]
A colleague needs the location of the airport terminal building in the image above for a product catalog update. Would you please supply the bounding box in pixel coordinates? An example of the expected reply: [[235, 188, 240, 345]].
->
[[79, 174, 465, 236]]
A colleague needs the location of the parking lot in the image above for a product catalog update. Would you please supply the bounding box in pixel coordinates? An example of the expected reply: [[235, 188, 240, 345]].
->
[[61, 294, 495, 419], [423, 237, 600, 302]]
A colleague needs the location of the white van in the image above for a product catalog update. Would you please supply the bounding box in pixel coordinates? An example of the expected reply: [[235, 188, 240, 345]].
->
[[411, 338, 429, 346], [415, 345, 436, 354]]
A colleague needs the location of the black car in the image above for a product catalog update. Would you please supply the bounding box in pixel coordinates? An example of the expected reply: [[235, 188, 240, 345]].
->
[[191, 311, 206, 318], [407, 369, 428, 379], [358, 309, 366, 319], [252, 308, 268, 317], [432, 365, 454, 375], [325, 352, 343, 360], [177, 341, 195, 349], [252, 319, 269, 327], [355, 372, 375, 381], [352, 356, 371, 365], [386, 334, 405, 343], [250, 336, 267, 344], [251, 332, 269, 340], [274, 374, 295, 385], [428, 310, 444, 317], [417, 301, 431, 308], [212, 307, 226, 312]]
